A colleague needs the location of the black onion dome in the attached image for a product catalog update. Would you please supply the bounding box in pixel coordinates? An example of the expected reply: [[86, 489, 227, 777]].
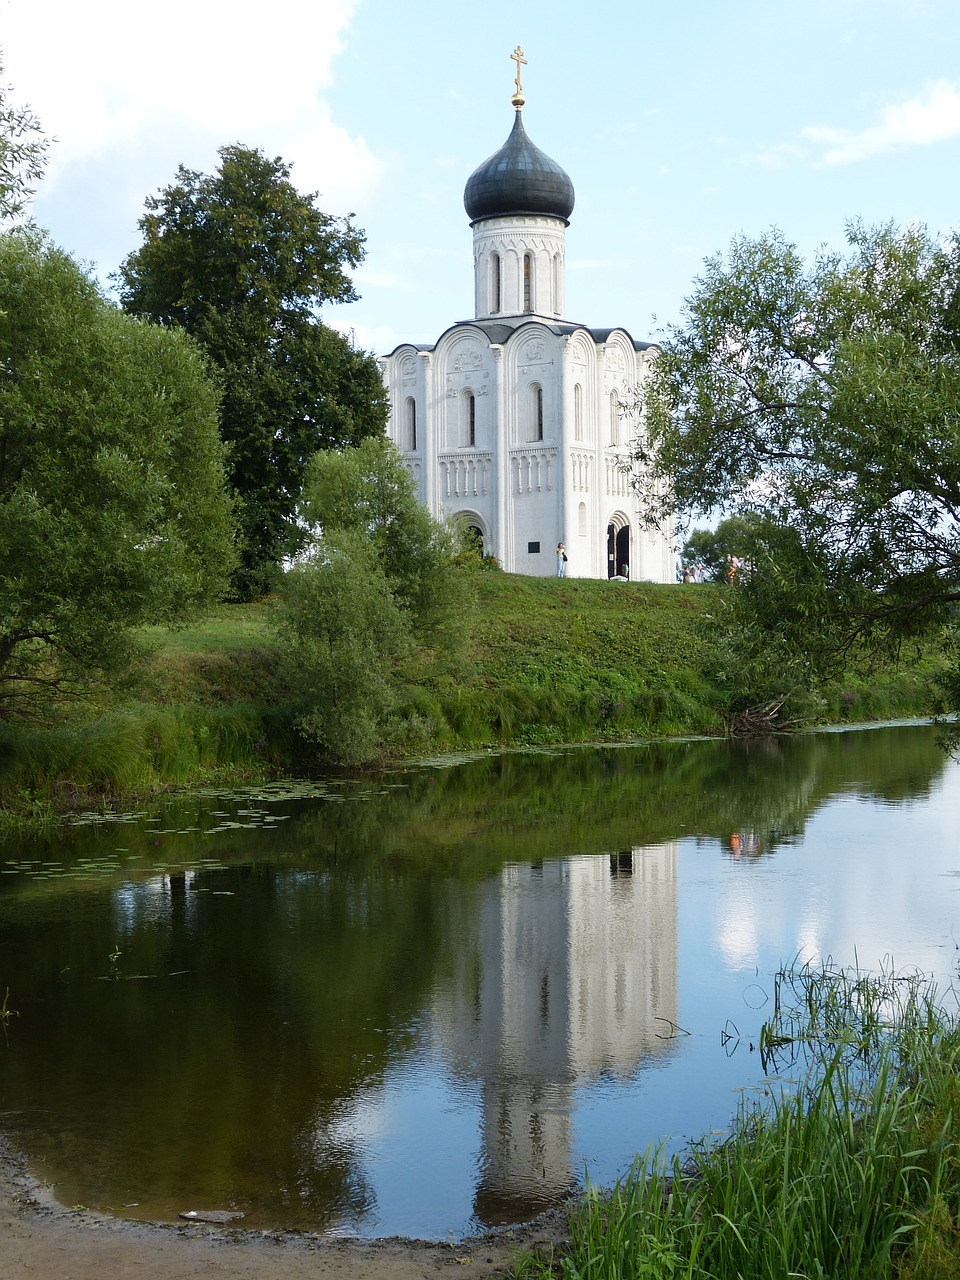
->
[[463, 110, 575, 224]]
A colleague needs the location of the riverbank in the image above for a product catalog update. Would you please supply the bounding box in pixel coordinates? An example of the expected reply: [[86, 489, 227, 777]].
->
[[7, 963, 960, 1279], [0, 1137, 566, 1280], [0, 575, 950, 827], [513, 963, 960, 1280]]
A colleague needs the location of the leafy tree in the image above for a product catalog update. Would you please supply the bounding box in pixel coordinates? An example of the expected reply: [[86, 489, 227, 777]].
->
[[277, 439, 470, 764], [299, 437, 462, 642], [0, 229, 235, 714], [637, 222, 960, 679], [117, 144, 388, 598], [276, 530, 412, 766], [0, 59, 48, 220], [681, 515, 761, 583]]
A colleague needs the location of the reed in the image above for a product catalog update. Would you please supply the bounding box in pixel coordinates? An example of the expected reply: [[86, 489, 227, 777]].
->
[[0, 702, 283, 810], [0, 987, 17, 1025], [512, 962, 960, 1280]]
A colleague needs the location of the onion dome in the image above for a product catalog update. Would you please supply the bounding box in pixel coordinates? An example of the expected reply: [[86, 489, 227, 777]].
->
[[463, 109, 575, 225]]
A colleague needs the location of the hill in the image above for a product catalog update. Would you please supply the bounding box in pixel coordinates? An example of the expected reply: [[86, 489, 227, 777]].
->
[[0, 574, 949, 827]]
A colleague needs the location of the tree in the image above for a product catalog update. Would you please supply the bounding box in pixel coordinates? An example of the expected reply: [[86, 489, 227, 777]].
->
[[637, 222, 960, 675], [298, 437, 462, 642], [117, 144, 388, 598], [276, 530, 412, 766], [681, 515, 761, 583], [277, 438, 470, 764], [0, 59, 48, 220], [0, 229, 235, 714]]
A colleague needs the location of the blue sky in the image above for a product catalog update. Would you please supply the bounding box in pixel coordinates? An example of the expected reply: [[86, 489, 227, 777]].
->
[[3, 0, 959, 356]]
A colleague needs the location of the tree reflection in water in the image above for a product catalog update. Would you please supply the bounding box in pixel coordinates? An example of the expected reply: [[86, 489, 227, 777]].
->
[[0, 723, 952, 1237]]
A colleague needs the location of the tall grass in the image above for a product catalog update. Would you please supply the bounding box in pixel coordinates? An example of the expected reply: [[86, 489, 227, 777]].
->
[[1, 577, 950, 816], [513, 962, 960, 1280], [0, 702, 287, 814]]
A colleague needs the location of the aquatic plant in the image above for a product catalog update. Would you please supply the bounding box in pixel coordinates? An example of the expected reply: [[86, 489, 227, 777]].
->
[[0, 987, 18, 1024], [512, 962, 960, 1280]]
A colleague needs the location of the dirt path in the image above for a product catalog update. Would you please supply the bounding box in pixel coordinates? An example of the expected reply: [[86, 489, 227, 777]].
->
[[1, 1140, 567, 1280]]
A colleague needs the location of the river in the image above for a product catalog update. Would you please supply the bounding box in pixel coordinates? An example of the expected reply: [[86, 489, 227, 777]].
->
[[0, 721, 958, 1239]]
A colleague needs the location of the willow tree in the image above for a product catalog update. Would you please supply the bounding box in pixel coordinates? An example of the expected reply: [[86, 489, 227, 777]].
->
[[636, 223, 960, 695], [0, 56, 48, 220], [0, 230, 235, 714]]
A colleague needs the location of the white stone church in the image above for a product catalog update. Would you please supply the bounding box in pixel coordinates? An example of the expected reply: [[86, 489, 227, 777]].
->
[[380, 55, 675, 582]]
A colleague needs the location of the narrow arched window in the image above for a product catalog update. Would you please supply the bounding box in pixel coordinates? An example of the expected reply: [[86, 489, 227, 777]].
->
[[461, 389, 476, 448], [578, 502, 587, 536], [529, 383, 544, 442], [574, 383, 583, 441], [523, 253, 532, 312], [491, 252, 501, 313], [405, 397, 417, 452], [553, 252, 561, 314], [609, 391, 619, 446]]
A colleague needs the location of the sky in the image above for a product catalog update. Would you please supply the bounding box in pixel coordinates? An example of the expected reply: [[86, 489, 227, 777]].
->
[[3, 0, 960, 358]]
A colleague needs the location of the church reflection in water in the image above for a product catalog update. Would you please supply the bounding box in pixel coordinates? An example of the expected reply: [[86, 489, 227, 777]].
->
[[430, 844, 679, 1223]]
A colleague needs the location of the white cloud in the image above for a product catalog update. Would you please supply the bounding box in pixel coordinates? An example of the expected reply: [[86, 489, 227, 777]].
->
[[352, 267, 416, 291], [0, 0, 378, 204], [804, 80, 960, 165], [753, 141, 806, 169]]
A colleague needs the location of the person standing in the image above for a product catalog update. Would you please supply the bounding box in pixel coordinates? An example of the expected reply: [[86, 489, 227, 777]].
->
[[556, 542, 568, 577]]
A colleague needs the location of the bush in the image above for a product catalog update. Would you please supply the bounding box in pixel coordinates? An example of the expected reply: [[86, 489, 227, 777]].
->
[[276, 531, 414, 766]]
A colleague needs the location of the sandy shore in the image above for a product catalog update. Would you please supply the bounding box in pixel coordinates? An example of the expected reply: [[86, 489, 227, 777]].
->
[[1, 1139, 568, 1280]]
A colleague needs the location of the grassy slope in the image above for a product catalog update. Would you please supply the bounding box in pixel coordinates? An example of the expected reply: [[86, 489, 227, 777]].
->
[[446, 575, 724, 742], [0, 573, 948, 820], [469, 576, 711, 687]]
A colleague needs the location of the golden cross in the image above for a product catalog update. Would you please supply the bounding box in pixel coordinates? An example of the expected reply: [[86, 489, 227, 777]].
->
[[511, 46, 527, 98]]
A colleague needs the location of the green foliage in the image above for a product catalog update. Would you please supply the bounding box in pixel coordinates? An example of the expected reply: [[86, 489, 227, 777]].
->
[[299, 437, 465, 643], [639, 221, 960, 698], [0, 228, 235, 715], [515, 964, 960, 1280], [0, 59, 48, 220], [276, 530, 414, 766], [681, 515, 760, 582], [117, 144, 388, 598], [279, 438, 471, 765], [0, 574, 948, 808], [0, 701, 281, 811]]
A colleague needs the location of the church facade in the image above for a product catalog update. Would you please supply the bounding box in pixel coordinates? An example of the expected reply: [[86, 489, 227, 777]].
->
[[380, 58, 675, 582]]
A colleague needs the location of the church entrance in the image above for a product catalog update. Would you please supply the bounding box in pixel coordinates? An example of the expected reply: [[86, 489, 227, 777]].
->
[[606, 523, 630, 579], [463, 523, 485, 557]]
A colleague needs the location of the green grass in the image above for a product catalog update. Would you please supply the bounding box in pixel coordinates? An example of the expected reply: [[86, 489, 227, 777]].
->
[[139, 601, 275, 655], [0, 573, 951, 816], [0, 702, 287, 817], [512, 962, 960, 1280]]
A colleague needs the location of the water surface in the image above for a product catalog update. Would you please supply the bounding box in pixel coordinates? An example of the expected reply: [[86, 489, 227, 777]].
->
[[1, 723, 958, 1238]]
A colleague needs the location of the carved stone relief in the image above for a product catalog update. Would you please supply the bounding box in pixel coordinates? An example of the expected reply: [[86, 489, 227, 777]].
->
[[453, 348, 484, 371]]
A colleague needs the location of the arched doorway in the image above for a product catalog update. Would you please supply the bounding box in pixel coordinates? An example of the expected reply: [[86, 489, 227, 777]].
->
[[606, 521, 631, 579], [455, 512, 488, 560], [464, 524, 485, 556]]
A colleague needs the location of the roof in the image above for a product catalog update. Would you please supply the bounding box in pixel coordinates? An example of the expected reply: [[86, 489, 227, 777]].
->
[[463, 109, 575, 224], [382, 317, 657, 360]]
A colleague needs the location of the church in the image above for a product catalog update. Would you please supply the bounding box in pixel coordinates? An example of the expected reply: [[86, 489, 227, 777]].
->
[[380, 51, 675, 582]]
